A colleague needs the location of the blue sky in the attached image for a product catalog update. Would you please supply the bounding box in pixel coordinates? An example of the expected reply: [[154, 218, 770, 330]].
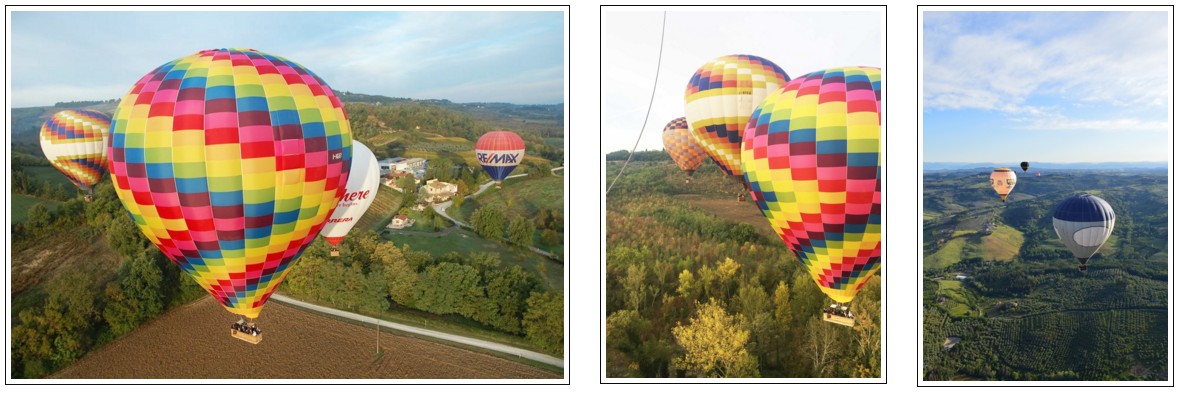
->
[[8, 10, 564, 107], [923, 11, 1171, 163]]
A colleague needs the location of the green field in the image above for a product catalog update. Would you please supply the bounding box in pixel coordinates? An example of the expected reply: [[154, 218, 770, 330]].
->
[[454, 175, 563, 222], [981, 225, 1024, 262], [25, 165, 76, 190], [11, 194, 63, 223], [926, 237, 968, 272], [385, 228, 563, 291]]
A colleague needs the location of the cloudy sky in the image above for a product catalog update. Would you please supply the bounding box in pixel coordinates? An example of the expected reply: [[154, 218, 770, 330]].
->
[[601, 9, 883, 153], [923, 11, 1171, 163], [8, 10, 564, 107]]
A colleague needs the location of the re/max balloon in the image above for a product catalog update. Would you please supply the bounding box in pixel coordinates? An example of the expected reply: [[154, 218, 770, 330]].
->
[[320, 141, 380, 256], [684, 54, 789, 178], [108, 48, 353, 319], [661, 117, 707, 178], [475, 130, 525, 187], [990, 168, 1017, 202], [1052, 194, 1115, 271], [40, 109, 111, 200], [741, 66, 882, 304]]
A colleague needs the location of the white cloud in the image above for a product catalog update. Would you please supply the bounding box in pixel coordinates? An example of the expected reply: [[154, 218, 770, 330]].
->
[[1017, 116, 1169, 132], [924, 12, 1170, 112]]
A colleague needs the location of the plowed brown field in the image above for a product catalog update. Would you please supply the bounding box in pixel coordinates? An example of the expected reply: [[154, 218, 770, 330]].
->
[[51, 297, 560, 379]]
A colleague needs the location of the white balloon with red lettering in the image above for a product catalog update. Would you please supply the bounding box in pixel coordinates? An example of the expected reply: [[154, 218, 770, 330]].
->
[[320, 141, 380, 256]]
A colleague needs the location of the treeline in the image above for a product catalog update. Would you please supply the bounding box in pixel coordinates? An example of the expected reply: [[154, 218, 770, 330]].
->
[[11, 158, 73, 201], [281, 232, 563, 355], [605, 194, 881, 377], [604, 149, 671, 162], [11, 182, 206, 378]]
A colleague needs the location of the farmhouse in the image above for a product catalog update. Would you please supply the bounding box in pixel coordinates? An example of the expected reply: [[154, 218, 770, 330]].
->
[[387, 215, 415, 229], [423, 179, 458, 203]]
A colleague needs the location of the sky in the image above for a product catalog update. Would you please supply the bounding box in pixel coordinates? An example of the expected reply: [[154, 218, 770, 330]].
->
[[600, 9, 883, 153], [8, 10, 565, 107], [923, 11, 1172, 163]]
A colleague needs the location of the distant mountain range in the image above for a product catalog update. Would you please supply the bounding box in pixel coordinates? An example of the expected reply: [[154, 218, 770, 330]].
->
[[923, 161, 1168, 172]]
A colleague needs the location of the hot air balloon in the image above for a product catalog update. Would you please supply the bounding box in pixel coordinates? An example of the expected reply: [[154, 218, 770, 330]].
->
[[990, 168, 1017, 202], [1052, 194, 1115, 271], [320, 141, 380, 257], [475, 130, 525, 188], [742, 66, 881, 327], [39, 109, 111, 201], [1020, 161, 1029, 172], [684, 54, 789, 200], [108, 48, 352, 342], [661, 117, 707, 183]]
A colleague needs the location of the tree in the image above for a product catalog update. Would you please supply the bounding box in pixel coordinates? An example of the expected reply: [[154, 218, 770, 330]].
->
[[470, 205, 506, 240], [12, 270, 99, 376], [103, 251, 165, 336], [25, 203, 52, 237], [804, 318, 841, 377], [480, 266, 540, 333], [523, 291, 564, 356], [671, 299, 760, 377], [416, 262, 482, 316], [507, 215, 535, 247]]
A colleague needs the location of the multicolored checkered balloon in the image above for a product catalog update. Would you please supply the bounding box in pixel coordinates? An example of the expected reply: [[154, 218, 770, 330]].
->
[[684, 54, 789, 178], [661, 117, 707, 176], [39, 109, 111, 198], [741, 66, 881, 304], [108, 48, 352, 318]]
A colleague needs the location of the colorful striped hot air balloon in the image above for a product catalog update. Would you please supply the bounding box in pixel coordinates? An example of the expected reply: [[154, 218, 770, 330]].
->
[[108, 48, 352, 323], [685, 54, 789, 199], [39, 109, 112, 201], [320, 141, 380, 257], [661, 117, 707, 182], [475, 130, 525, 188], [742, 66, 882, 320]]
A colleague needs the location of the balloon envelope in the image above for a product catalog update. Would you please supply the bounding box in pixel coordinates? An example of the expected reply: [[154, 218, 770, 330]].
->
[[1052, 194, 1115, 263], [990, 168, 1017, 201], [742, 66, 882, 304], [1020, 161, 1029, 172], [661, 117, 707, 175], [108, 48, 353, 319], [475, 130, 525, 181], [320, 141, 380, 247], [40, 109, 111, 194], [684, 54, 789, 177]]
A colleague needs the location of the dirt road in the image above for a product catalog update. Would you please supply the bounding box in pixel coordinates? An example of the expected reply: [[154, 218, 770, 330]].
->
[[51, 297, 561, 379]]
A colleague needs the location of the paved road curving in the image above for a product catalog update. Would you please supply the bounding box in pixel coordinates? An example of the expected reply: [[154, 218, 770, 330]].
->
[[270, 293, 563, 368]]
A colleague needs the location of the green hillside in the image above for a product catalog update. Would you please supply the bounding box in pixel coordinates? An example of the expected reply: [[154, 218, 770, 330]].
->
[[922, 169, 1168, 381]]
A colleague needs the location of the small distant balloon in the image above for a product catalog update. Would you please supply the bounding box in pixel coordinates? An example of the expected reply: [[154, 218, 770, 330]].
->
[[661, 117, 707, 181], [40, 109, 111, 201], [990, 168, 1017, 202], [475, 130, 525, 188], [1020, 161, 1030, 172]]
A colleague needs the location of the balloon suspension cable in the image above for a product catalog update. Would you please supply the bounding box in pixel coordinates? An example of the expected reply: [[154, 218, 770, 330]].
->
[[606, 11, 667, 196]]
